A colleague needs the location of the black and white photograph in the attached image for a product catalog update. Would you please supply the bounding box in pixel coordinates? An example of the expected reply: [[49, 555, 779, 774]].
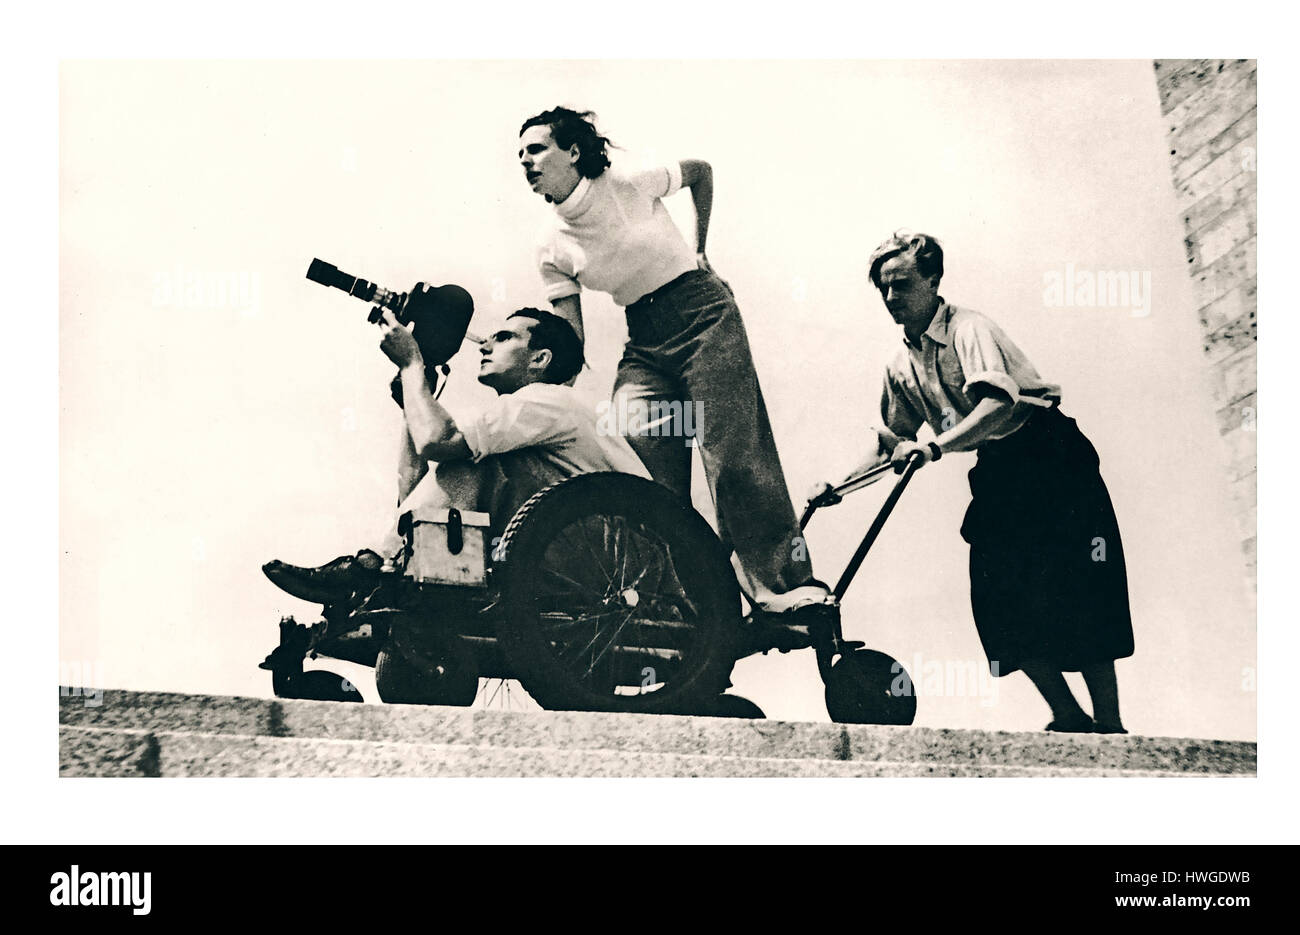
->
[[20, 4, 1290, 851]]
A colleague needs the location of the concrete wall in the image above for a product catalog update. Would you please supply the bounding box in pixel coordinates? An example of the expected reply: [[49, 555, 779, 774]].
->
[[1154, 59, 1257, 595]]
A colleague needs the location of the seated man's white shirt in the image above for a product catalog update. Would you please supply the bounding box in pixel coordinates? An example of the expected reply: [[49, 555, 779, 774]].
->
[[371, 382, 648, 559], [455, 381, 650, 479]]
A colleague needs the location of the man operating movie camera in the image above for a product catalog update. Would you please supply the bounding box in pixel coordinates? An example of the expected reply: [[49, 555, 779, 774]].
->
[[263, 263, 648, 605]]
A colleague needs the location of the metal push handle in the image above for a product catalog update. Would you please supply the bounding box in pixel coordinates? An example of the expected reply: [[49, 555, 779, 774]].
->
[[796, 451, 929, 602], [829, 452, 926, 600], [799, 460, 896, 530]]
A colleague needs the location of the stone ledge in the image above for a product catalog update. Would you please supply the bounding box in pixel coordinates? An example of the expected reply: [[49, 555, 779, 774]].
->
[[60, 727, 1246, 779], [59, 690, 1257, 777]]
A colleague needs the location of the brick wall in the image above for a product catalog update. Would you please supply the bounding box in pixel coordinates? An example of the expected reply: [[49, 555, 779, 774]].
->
[[1154, 59, 1257, 595]]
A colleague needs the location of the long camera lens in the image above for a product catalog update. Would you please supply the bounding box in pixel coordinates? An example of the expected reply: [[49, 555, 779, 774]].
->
[[306, 258, 378, 302], [304, 257, 475, 368]]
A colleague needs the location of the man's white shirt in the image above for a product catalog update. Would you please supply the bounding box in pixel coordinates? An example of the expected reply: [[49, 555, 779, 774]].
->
[[454, 381, 650, 479]]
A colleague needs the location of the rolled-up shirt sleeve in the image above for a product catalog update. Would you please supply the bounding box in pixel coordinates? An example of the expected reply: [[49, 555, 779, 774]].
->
[[457, 388, 578, 462], [880, 370, 925, 440], [537, 240, 580, 302], [952, 316, 1024, 404]]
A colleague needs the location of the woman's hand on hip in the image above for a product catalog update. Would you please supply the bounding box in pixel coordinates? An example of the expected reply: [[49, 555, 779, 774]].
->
[[697, 253, 734, 296]]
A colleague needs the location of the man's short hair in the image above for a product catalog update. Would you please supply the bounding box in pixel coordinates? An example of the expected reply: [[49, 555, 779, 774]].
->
[[868, 231, 945, 290], [508, 307, 585, 385]]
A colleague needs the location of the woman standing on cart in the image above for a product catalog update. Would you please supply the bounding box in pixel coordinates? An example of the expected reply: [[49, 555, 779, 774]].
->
[[861, 231, 1134, 733], [517, 106, 827, 618]]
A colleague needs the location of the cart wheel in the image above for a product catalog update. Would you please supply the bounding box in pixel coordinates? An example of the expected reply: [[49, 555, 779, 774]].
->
[[375, 626, 479, 706], [493, 473, 742, 714], [699, 694, 766, 719], [824, 649, 916, 725], [278, 669, 364, 703]]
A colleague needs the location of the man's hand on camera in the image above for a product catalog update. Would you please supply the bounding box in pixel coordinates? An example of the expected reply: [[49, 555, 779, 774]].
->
[[379, 309, 423, 369]]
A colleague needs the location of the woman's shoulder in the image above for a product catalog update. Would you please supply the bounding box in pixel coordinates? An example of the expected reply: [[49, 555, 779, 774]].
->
[[604, 157, 680, 199]]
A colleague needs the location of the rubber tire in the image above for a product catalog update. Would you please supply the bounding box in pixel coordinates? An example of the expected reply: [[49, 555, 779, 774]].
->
[[824, 649, 917, 725], [375, 637, 479, 706], [279, 669, 364, 703], [493, 473, 741, 714], [700, 694, 766, 719]]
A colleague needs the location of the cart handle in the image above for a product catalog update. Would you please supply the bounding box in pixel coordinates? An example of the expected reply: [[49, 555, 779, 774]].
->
[[827, 452, 926, 600], [801, 462, 890, 525], [800, 451, 925, 530]]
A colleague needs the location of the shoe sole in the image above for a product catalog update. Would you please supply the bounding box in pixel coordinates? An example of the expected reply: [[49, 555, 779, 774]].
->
[[263, 563, 355, 605]]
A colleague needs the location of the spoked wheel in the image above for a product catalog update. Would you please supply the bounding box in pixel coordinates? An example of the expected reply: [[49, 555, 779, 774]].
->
[[475, 678, 543, 712], [824, 649, 916, 725], [374, 617, 479, 706], [275, 669, 364, 703], [493, 473, 742, 713]]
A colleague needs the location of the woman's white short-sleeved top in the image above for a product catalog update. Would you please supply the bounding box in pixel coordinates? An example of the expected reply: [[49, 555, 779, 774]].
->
[[536, 162, 697, 308]]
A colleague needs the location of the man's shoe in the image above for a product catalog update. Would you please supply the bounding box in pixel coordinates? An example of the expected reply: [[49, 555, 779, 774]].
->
[[263, 551, 383, 604], [1045, 712, 1096, 733], [747, 617, 814, 653], [745, 596, 839, 654], [756, 582, 834, 614], [1092, 720, 1129, 735]]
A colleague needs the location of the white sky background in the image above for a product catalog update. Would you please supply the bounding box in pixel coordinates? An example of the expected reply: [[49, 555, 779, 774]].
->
[[60, 58, 1257, 740]]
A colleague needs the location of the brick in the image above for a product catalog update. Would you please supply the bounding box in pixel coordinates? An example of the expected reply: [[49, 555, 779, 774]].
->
[[1187, 195, 1257, 273], [1172, 107, 1257, 193], [1164, 59, 1257, 131], [1170, 107, 1258, 192], [1199, 277, 1256, 334], [1203, 310, 1257, 365], [1216, 392, 1257, 435], [1191, 238, 1256, 312], [1153, 58, 1198, 86], [1183, 164, 1258, 237], [1204, 346, 1257, 416], [1220, 423, 1257, 482], [1155, 60, 1220, 115], [1157, 60, 1254, 116], [1176, 135, 1258, 208], [1168, 69, 1257, 165], [1212, 346, 1257, 408]]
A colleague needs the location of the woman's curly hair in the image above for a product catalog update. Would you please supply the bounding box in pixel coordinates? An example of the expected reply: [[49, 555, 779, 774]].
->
[[520, 107, 613, 179]]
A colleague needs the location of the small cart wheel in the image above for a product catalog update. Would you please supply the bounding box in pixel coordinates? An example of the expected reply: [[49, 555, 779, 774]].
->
[[375, 623, 479, 706], [700, 694, 766, 719], [493, 473, 742, 714], [824, 649, 916, 725], [278, 669, 364, 703]]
